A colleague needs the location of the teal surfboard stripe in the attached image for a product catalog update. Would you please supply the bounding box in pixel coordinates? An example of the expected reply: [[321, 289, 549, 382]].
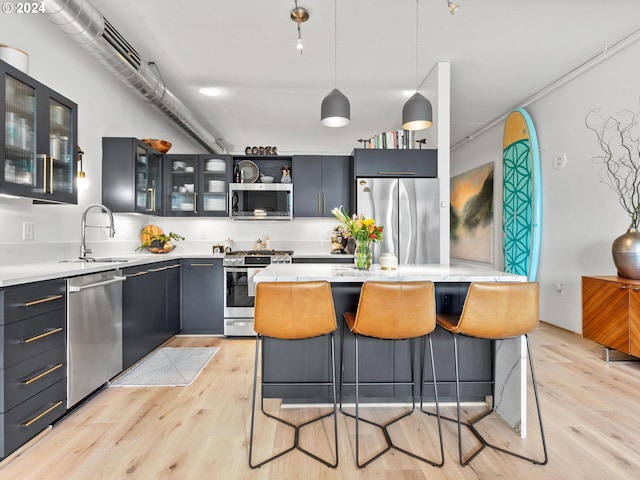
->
[[502, 108, 542, 281]]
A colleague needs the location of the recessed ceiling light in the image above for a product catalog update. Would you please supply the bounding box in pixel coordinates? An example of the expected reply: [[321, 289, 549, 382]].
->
[[402, 90, 416, 98], [199, 87, 223, 97]]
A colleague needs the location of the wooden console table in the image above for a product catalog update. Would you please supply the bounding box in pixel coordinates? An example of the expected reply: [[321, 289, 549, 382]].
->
[[582, 276, 640, 360]]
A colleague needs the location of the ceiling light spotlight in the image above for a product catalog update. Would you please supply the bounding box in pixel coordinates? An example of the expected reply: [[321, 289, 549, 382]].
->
[[290, 1, 309, 54], [199, 87, 223, 97], [447, 1, 459, 15], [321, 0, 350, 127], [402, 0, 433, 131]]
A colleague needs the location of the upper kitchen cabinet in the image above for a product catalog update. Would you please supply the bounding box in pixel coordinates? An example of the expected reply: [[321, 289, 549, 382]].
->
[[292, 155, 351, 217], [165, 154, 230, 217], [1, 59, 77, 204], [352, 148, 437, 178], [102, 137, 163, 215]]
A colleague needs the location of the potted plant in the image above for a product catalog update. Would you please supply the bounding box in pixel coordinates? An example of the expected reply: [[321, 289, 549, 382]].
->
[[137, 225, 185, 254], [586, 108, 640, 278]]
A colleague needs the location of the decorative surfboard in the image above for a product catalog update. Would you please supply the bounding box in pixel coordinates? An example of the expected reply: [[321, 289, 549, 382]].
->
[[502, 108, 542, 281]]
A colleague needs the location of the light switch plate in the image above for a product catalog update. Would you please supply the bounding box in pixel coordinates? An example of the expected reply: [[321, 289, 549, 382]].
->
[[22, 222, 34, 241]]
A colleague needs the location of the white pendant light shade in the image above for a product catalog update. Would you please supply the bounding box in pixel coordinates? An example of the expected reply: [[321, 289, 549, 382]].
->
[[402, 92, 433, 130], [321, 88, 350, 127]]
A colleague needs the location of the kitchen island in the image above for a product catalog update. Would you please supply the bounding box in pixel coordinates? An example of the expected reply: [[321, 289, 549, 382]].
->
[[253, 263, 530, 435]]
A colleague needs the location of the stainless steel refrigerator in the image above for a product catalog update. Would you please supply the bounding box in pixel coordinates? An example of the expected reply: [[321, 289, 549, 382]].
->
[[356, 177, 439, 264]]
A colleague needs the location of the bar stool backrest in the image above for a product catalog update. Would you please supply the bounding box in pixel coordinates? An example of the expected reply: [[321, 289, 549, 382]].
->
[[254, 281, 337, 339], [351, 281, 436, 339], [456, 282, 539, 339]]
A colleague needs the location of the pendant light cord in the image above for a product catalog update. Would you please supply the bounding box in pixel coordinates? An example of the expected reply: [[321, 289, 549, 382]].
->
[[333, 0, 337, 88], [415, 0, 419, 91]]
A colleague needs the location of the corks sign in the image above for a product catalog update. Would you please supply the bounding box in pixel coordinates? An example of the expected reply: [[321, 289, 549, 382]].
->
[[244, 146, 278, 156]]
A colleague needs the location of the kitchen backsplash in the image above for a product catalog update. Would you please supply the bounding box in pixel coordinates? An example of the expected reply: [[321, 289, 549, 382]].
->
[[0, 201, 339, 265]]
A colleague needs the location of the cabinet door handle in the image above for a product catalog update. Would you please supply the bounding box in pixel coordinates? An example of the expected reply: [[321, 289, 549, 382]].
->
[[22, 400, 64, 428], [41, 154, 47, 193], [318, 192, 321, 216], [194, 192, 197, 213], [618, 285, 629, 289], [23, 363, 63, 385], [49, 156, 54, 193], [167, 264, 181, 269], [323, 193, 326, 215], [377, 171, 416, 175], [126, 271, 148, 278], [190, 263, 214, 267], [22, 327, 63, 344], [149, 267, 168, 272], [24, 294, 63, 307]]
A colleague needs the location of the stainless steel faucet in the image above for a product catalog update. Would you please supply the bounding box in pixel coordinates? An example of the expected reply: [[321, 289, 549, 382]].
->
[[80, 203, 115, 260]]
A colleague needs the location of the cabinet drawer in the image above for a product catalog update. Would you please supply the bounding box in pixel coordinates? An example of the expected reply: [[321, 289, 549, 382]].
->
[[0, 309, 65, 369], [0, 343, 66, 412], [0, 379, 66, 458], [0, 280, 66, 325]]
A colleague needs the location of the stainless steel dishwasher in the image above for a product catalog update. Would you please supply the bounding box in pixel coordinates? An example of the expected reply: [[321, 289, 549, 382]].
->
[[67, 270, 125, 408]]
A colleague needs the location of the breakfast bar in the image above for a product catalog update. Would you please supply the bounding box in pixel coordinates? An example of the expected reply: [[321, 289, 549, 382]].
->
[[253, 263, 530, 435]]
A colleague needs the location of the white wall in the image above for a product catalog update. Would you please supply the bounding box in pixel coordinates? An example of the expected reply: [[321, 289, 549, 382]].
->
[[452, 39, 640, 333], [0, 14, 339, 265]]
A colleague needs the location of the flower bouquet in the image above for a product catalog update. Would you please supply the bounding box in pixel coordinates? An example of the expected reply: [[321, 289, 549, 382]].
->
[[332, 205, 383, 269]]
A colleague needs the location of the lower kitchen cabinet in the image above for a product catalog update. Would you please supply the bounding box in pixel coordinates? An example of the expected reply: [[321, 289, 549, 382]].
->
[[181, 258, 224, 334], [582, 275, 640, 357], [0, 279, 67, 459], [122, 260, 181, 370]]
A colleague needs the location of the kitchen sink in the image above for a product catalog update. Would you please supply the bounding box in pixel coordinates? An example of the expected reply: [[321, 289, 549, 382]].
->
[[59, 258, 132, 263]]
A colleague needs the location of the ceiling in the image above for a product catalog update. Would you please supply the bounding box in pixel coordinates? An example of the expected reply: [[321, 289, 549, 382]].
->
[[85, 0, 640, 155]]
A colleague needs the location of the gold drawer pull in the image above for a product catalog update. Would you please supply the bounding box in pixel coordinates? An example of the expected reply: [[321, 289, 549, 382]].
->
[[23, 327, 63, 344], [24, 294, 63, 307], [23, 363, 63, 385], [22, 400, 63, 428], [377, 171, 417, 175], [126, 271, 148, 278], [190, 263, 214, 267]]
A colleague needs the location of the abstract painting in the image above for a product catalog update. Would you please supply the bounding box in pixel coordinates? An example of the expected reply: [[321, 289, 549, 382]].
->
[[450, 162, 494, 263]]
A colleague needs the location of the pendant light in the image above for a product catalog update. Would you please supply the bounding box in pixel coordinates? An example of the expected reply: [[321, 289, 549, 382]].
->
[[321, 0, 350, 127], [402, 0, 432, 131]]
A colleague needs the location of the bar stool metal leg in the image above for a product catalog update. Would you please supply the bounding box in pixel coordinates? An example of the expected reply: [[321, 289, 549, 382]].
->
[[343, 331, 444, 468], [451, 333, 548, 466], [249, 333, 339, 469]]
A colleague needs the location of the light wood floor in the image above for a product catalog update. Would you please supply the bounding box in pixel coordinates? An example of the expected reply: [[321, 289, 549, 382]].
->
[[2, 323, 640, 479]]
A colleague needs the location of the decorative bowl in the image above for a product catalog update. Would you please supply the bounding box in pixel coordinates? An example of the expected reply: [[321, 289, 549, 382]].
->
[[261, 176, 274, 183], [141, 138, 172, 154]]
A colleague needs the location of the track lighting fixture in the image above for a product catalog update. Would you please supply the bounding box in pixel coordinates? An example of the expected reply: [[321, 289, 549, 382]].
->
[[290, 1, 309, 54], [447, 1, 459, 15], [321, 0, 350, 127]]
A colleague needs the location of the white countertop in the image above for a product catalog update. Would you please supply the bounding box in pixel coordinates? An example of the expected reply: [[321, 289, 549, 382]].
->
[[0, 253, 225, 287], [253, 263, 526, 283]]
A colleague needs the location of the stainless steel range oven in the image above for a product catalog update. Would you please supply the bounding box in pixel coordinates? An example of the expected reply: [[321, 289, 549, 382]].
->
[[223, 250, 292, 336]]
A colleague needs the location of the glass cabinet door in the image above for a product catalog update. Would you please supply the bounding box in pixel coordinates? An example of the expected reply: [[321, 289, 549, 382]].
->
[[201, 157, 229, 215], [3, 72, 37, 193], [135, 145, 163, 214], [47, 96, 74, 198], [168, 155, 198, 215]]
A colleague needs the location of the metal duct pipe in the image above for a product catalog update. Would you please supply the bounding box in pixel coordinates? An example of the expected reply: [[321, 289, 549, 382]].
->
[[44, 0, 226, 154]]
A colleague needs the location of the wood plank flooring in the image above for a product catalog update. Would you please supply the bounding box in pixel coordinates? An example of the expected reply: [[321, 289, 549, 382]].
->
[[2, 323, 640, 479]]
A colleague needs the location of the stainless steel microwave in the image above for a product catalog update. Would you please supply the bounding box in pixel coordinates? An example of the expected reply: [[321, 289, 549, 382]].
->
[[229, 183, 293, 220]]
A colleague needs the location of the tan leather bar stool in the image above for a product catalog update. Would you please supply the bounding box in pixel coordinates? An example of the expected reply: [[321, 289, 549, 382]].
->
[[249, 281, 339, 469], [437, 282, 548, 466], [341, 281, 444, 468]]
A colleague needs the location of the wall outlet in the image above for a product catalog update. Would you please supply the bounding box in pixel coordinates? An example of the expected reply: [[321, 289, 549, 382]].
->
[[22, 222, 34, 241]]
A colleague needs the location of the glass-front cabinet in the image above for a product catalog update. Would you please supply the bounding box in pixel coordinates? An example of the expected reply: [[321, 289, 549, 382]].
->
[[166, 154, 230, 217], [102, 137, 163, 215], [135, 144, 163, 214], [1, 59, 77, 203]]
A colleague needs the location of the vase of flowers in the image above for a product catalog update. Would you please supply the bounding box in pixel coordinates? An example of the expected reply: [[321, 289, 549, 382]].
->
[[587, 108, 640, 278], [332, 205, 383, 270]]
